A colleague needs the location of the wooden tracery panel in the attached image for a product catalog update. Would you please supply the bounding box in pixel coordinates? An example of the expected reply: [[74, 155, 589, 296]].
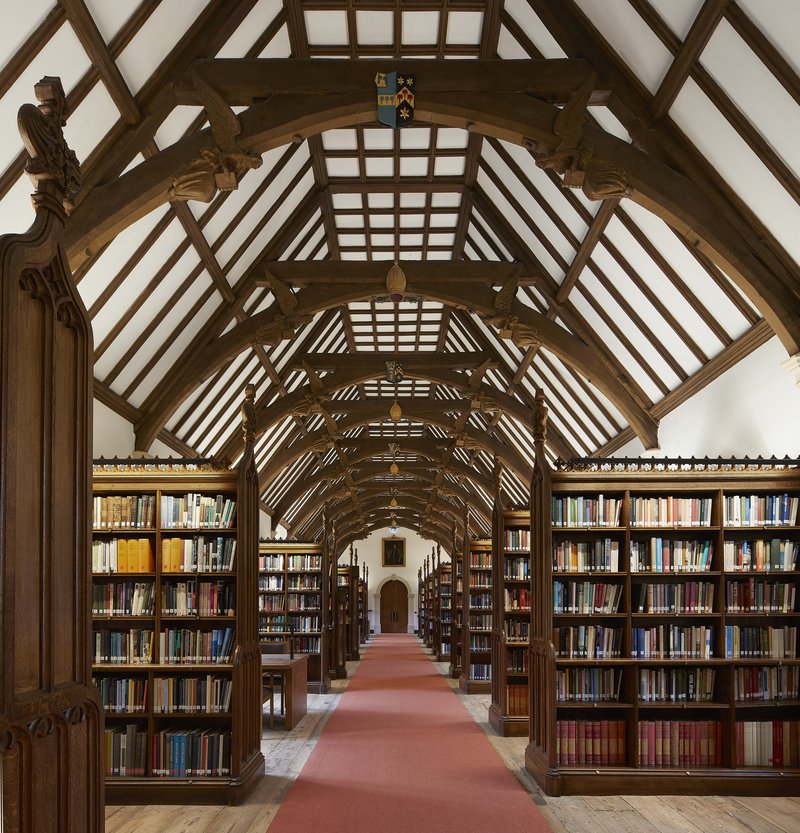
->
[[0, 78, 102, 833]]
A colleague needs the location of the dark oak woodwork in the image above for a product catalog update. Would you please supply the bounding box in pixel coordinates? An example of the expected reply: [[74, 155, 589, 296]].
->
[[0, 79, 103, 833]]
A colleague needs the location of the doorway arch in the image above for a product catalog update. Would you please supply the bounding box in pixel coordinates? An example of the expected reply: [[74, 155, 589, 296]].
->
[[375, 575, 413, 634]]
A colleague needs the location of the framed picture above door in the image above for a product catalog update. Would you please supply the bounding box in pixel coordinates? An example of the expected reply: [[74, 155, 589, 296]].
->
[[382, 537, 405, 568]]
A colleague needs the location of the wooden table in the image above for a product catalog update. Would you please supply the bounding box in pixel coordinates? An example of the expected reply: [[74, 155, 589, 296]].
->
[[261, 654, 308, 730]]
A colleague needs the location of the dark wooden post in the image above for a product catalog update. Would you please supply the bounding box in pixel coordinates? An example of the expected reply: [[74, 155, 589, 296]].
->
[[0, 78, 103, 833]]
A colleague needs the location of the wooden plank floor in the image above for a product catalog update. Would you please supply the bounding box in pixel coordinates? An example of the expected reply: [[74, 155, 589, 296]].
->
[[105, 643, 800, 833]]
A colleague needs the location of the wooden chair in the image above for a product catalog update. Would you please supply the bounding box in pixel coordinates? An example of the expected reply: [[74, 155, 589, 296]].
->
[[261, 640, 288, 726]]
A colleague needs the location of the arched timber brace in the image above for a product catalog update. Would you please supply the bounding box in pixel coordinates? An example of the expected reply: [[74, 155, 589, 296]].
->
[[65, 59, 800, 358], [272, 461, 495, 525], [133, 268, 658, 452]]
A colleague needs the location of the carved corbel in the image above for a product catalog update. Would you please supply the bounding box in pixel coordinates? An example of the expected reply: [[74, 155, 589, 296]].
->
[[169, 71, 261, 203]]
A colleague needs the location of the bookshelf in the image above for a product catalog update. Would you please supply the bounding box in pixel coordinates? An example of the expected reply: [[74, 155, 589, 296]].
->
[[425, 559, 437, 650], [437, 560, 453, 662], [258, 540, 329, 692], [449, 550, 464, 678], [336, 563, 360, 661], [92, 447, 262, 803], [417, 567, 425, 638], [490, 509, 531, 737], [525, 401, 800, 796], [358, 564, 369, 643], [459, 539, 494, 693]]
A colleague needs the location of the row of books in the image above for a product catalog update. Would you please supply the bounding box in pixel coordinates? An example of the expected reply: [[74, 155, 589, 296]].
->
[[469, 592, 492, 610], [288, 576, 321, 590], [259, 595, 285, 612], [504, 529, 530, 550], [470, 635, 490, 651], [552, 496, 622, 528], [470, 663, 491, 681], [507, 646, 529, 674], [288, 615, 321, 632], [152, 675, 233, 713], [725, 494, 799, 527], [92, 538, 154, 573], [505, 556, 529, 580], [469, 614, 492, 630], [93, 581, 154, 616], [632, 625, 714, 659], [468, 575, 492, 588], [554, 625, 622, 658], [630, 539, 713, 572], [725, 625, 797, 658], [556, 667, 622, 702], [160, 494, 236, 529], [469, 553, 492, 568], [504, 587, 531, 610], [736, 721, 800, 767], [556, 720, 626, 766], [161, 536, 236, 573], [726, 579, 796, 612], [638, 720, 722, 768], [104, 725, 148, 776], [633, 581, 714, 614], [505, 620, 529, 642], [554, 581, 622, 614], [296, 636, 321, 653], [161, 580, 235, 617], [94, 676, 148, 713], [152, 728, 232, 776], [723, 539, 799, 572], [94, 629, 154, 664], [735, 666, 799, 702], [549, 493, 800, 529], [553, 539, 620, 573], [638, 667, 715, 703], [630, 496, 713, 528], [259, 575, 284, 591], [506, 683, 528, 716], [258, 553, 322, 570], [159, 627, 235, 664], [94, 495, 156, 530]]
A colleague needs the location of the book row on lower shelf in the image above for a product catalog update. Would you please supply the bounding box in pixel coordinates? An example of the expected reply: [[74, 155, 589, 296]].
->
[[93, 579, 236, 616], [554, 719, 800, 769], [104, 725, 233, 777], [92, 535, 236, 574]]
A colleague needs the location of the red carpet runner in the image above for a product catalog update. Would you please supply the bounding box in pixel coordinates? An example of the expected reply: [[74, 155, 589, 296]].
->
[[266, 633, 553, 833]]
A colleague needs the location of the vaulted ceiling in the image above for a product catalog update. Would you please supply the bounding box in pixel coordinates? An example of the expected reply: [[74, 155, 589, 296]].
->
[[3, 0, 799, 553]]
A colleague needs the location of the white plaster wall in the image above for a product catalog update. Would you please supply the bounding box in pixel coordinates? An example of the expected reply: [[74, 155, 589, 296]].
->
[[93, 399, 174, 458], [338, 527, 448, 634], [616, 337, 800, 458]]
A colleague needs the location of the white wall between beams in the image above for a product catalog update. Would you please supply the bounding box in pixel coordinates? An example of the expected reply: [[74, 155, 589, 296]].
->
[[341, 527, 444, 634], [616, 336, 800, 458]]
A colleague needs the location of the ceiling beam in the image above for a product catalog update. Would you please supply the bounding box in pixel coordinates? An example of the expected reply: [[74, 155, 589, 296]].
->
[[64, 60, 800, 361], [172, 58, 611, 104]]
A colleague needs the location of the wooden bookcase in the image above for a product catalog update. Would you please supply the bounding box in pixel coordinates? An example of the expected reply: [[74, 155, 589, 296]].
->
[[437, 560, 453, 662], [526, 422, 800, 795], [459, 539, 493, 693], [358, 565, 369, 643], [449, 550, 464, 678], [257, 540, 329, 692], [490, 509, 531, 736], [92, 452, 263, 804]]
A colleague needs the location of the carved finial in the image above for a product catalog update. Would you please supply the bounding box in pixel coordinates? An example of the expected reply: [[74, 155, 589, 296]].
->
[[17, 76, 81, 213], [242, 383, 256, 447], [533, 388, 548, 444], [493, 456, 502, 491]]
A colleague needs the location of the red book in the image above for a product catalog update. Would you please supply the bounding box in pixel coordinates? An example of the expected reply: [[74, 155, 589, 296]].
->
[[647, 720, 656, 767], [655, 720, 663, 768], [700, 720, 709, 767], [715, 720, 722, 766], [593, 720, 602, 767], [600, 720, 609, 765], [576, 720, 585, 765]]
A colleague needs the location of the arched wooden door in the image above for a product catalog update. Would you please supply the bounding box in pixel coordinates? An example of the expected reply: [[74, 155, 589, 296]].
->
[[380, 580, 408, 633]]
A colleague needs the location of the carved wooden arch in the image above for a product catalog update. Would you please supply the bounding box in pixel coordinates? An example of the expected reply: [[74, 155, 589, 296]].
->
[[135, 277, 657, 453], [325, 495, 460, 530], [218, 383, 535, 466], [272, 459, 496, 523], [65, 59, 800, 358], [289, 481, 489, 534], [335, 512, 457, 552], [261, 421, 532, 487]]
